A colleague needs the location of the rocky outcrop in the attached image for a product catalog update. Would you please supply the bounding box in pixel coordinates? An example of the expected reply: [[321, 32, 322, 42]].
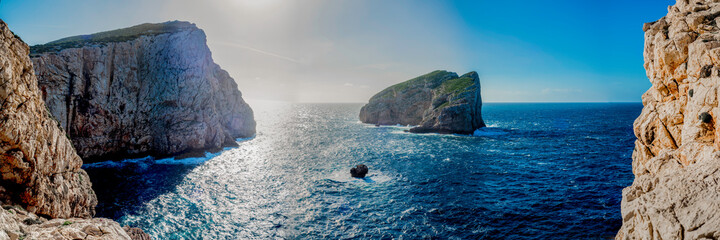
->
[[617, 1, 720, 239], [0, 203, 133, 240], [350, 164, 368, 178], [359, 70, 485, 134], [30, 21, 256, 162], [0, 19, 96, 219], [1, 19, 148, 240]]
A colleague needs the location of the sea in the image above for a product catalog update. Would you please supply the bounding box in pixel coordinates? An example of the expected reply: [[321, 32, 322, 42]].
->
[[83, 102, 642, 239]]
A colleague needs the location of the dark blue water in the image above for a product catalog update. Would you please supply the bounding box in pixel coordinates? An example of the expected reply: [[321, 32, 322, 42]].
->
[[83, 102, 641, 239]]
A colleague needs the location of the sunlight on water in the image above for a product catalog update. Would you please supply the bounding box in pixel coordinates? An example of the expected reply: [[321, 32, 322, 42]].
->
[[84, 102, 641, 239]]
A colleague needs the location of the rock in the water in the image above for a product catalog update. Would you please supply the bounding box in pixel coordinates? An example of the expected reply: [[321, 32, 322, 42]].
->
[[617, 1, 720, 239], [350, 165, 369, 178], [0, 19, 96, 219], [359, 70, 485, 134], [30, 21, 256, 162]]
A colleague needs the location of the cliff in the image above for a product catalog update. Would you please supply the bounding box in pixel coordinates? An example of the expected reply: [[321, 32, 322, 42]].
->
[[0, 19, 146, 239], [0, 19, 95, 220], [617, 1, 720, 239], [30, 21, 256, 162], [359, 70, 485, 134]]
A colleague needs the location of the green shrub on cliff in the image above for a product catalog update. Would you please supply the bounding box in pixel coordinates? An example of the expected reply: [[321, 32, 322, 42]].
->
[[376, 70, 454, 99], [439, 75, 474, 96], [30, 21, 195, 54]]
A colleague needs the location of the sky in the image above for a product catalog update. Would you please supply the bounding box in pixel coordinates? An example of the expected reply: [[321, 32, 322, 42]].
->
[[0, 0, 675, 102]]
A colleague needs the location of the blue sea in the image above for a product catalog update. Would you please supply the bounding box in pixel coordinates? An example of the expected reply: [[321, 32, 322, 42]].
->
[[83, 102, 641, 239]]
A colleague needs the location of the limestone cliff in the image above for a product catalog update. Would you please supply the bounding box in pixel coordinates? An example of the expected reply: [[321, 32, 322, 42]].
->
[[0, 202, 134, 240], [0, 19, 96, 219], [617, 1, 720, 239], [30, 21, 256, 162], [0, 19, 149, 240], [359, 70, 485, 134]]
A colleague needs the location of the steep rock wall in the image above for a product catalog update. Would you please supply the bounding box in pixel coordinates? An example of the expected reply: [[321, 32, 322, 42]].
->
[[31, 21, 256, 162], [618, 0, 720, 239], [0, 19, 96, 219]]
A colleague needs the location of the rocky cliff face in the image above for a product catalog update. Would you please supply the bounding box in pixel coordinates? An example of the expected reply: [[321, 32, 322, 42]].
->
[[359, 70, 485, 134], [0, 19, 96, 219], [617, 1, 720, 239], [30, 21, 256, 162], [0, 19, 149, 240], [0, 202, 133, 240]]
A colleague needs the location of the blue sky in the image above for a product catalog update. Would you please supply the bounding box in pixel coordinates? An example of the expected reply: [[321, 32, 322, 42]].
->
[[0, 0, 674, 102]]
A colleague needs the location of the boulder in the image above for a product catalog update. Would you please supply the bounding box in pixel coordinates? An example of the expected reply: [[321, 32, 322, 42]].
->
[[350, 165, 369, 178]]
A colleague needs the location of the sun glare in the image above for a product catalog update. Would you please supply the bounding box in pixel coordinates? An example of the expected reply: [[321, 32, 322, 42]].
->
[[230, 0, 282, 9]]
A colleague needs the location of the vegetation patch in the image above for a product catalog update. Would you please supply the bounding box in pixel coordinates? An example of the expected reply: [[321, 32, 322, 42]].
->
[[375, 70, 452, 99], [62, 221, 73, 226], [30, 21, 194, 54], [439, 76, 474, 96]]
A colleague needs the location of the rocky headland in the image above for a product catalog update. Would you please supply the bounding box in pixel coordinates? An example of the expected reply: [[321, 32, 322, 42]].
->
[[359, 70, 485, 134], [30, 21, 256, 162], [617, 0, 720, 239], [0, 19, 147, 239]]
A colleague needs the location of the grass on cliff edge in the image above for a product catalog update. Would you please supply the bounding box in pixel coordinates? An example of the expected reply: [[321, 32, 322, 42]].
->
[[375, 70, 453, 99], [375, 70, 475, 100], [30, 21, 195, 55], [438, 75, 474, 96]]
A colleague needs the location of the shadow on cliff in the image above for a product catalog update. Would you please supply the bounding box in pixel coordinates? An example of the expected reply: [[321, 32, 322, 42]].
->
[[84, 159, 200, 220]]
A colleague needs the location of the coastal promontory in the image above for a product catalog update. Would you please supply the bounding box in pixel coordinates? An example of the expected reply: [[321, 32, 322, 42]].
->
[[359, 70, 485, 134], [617, 0, 720, 238], [29, 21, 256, 162]]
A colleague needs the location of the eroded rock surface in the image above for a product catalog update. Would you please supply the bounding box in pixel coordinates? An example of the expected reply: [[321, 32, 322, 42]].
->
[[0, 19, 149, 240], [617, 1, 720, 239], [31, 21, 256, 162], [0, 19, 96, 219], [359, 70, 485, 134], [0, 203, 134, 240]]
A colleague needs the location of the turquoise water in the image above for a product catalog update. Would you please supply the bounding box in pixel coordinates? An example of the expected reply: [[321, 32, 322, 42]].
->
[[84, 102, 641, 239]]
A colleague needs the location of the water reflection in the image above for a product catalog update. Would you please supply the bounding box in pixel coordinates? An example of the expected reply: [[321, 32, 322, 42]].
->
[[84, 102, 639, 239]]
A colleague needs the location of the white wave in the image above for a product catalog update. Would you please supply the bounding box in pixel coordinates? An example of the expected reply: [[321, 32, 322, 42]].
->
[[236, 135, 256, 142], [82, 147, 236, 168]]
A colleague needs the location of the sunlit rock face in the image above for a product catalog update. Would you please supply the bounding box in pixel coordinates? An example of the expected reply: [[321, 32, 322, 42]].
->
[[0, 203, 137, 240], [359, 70, 485, 134], [0, 19, 97, 219], [617, 1, 720, 239], [30, 21, 256, 162]]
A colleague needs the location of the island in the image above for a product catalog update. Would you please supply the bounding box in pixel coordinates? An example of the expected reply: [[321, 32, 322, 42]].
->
[[359, 70, 485, 134]]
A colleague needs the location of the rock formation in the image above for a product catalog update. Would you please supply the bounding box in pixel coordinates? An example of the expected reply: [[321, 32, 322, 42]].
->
[[0, 19, 96, 220], [359, 70, 485, 134], [0, 19, 148, 240], [617, 1, 720, 239], [30, 21, 256, 162], [0, 202, 136, 240], [350, 164, 368, 178]]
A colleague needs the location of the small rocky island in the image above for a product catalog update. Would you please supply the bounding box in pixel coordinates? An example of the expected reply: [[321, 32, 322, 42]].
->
[[359, 70, 485, 134], [30, 21, 256, 162]]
